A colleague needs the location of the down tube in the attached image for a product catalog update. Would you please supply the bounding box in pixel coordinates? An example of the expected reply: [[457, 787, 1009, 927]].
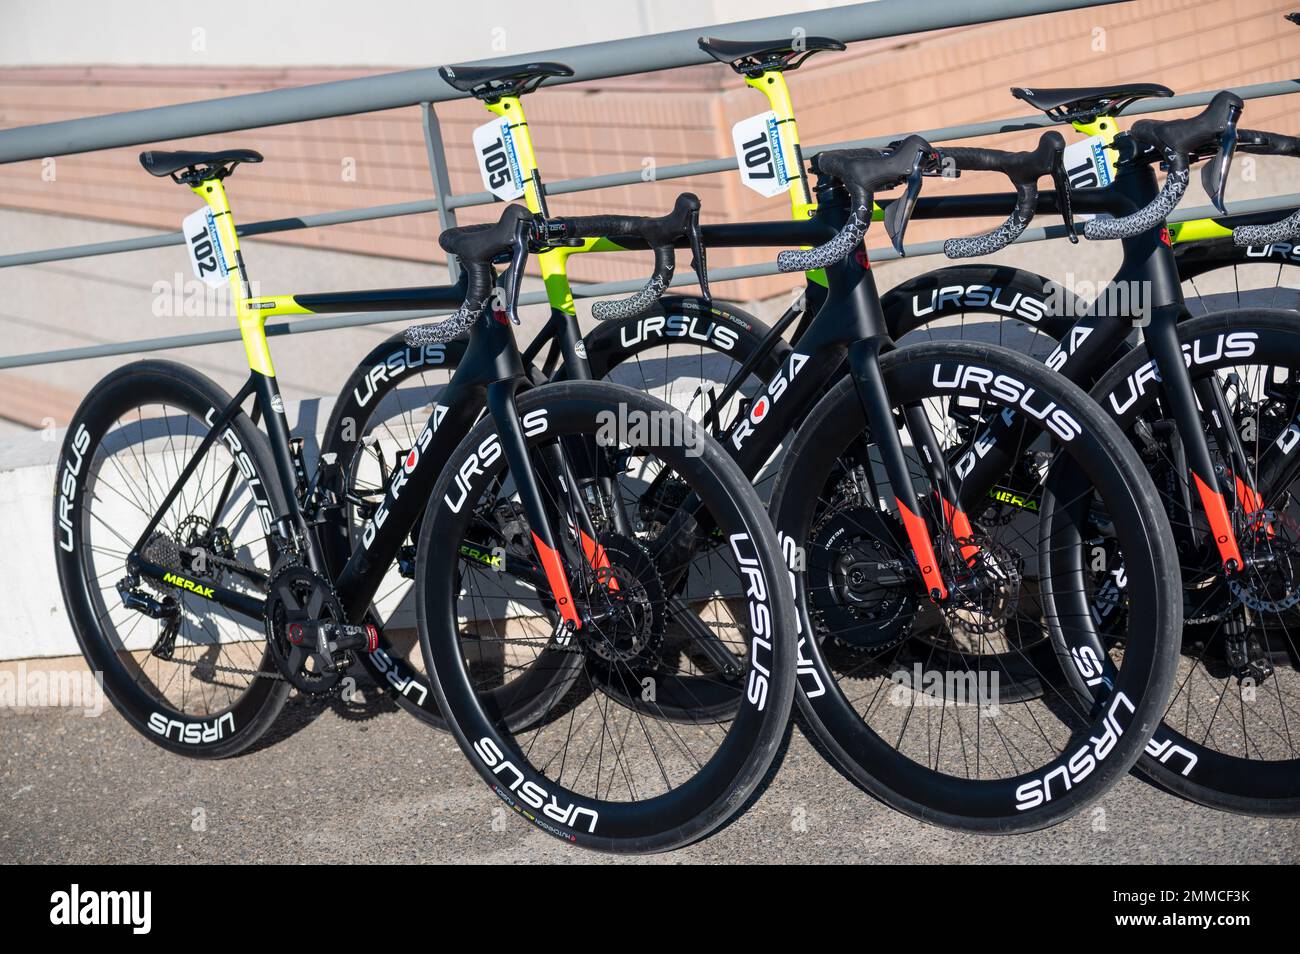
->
[[332, 371, 488, 622]]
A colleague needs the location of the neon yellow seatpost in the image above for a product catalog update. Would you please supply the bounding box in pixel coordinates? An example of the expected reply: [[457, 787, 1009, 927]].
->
[[190, 178, 278, 376], [483, 95, 622, 315], [747, 70, 816, 222], [485, 96, 547, 216], [746, 69, 828, 286]]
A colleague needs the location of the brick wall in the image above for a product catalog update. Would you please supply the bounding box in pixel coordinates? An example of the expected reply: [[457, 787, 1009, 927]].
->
[[1, 0, 1296, 302]]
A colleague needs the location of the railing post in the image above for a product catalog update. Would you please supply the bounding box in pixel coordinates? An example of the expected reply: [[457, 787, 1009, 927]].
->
[[422, 102, 460, 283]]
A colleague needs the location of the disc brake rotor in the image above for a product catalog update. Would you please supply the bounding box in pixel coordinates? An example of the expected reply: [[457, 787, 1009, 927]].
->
[[582, 533, 666, 668]]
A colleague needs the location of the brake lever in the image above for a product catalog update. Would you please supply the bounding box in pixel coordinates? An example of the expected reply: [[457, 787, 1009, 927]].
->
[[500, 217, 531, 325], [1050, 145, 1079, 244], [686, 208, 711, 304], [1206, 103, 1241, 215], [883, 149, 925, 256]]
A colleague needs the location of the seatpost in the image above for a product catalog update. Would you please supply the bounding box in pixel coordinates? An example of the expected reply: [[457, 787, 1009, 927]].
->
[[746, 69, 814, 220], [483, 94, 589, 319], [189, 177, 272, 376], [484, 95, 548, 217]]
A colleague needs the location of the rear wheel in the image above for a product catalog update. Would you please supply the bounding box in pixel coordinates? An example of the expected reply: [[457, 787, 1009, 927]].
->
[[53, 360, 289, 757], [1176, 237, 1300, 316]]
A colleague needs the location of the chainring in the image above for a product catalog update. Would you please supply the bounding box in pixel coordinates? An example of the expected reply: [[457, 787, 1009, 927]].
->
[[807, 506, 919, 657], [264, 562, 349, 694]]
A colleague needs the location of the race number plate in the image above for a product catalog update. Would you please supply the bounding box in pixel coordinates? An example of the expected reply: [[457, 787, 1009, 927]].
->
[[182, 207, 229, 288], [732, 110, 793, 198], [473, 116, 525, 201]]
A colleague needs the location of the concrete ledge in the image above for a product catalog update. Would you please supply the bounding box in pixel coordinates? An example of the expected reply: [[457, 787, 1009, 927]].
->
[[0, 397, 335, 660]]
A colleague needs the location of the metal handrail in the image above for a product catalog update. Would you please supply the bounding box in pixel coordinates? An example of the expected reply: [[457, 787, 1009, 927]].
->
[[0, 0, 1296, 373], [4, 77, 1296, 273], [0, 0, 1122, 163], [6, 193, 1299, 372]]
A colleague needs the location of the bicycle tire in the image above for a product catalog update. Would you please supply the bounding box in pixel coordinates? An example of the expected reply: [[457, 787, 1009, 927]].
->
[[53, 360, 290, 758]]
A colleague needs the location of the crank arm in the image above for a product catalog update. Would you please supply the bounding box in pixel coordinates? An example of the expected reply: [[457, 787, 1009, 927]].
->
[[667, 597, 744, 677]]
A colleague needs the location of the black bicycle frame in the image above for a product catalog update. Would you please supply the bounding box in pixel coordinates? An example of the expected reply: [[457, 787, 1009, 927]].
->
[[126, 285, 601, 629], [889, 161, 1271, 572]]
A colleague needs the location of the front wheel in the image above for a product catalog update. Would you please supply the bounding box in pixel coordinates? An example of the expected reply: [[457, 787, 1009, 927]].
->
[[773, 341, 1181, 832], [415, 382, 797, 853], [1091, 309, 1300, 816], [319, 298, 782, 728]]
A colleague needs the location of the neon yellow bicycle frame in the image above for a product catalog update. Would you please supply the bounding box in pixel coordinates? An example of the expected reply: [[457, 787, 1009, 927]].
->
[[187, 177, 294, 377]]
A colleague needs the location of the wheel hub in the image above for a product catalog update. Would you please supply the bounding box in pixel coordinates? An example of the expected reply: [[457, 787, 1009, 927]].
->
[[940, 536, 1024, 642], [579, 534, 665, 668]]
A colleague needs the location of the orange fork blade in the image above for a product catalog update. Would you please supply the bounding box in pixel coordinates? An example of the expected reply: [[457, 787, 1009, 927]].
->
[[939, 494, 981, 566], [532, 531, 582, 630], [1193, 473, 1245, 572], [897, 497, 948, 601], [1235, 474, 1275, 538], [579, 530, 619, 592]]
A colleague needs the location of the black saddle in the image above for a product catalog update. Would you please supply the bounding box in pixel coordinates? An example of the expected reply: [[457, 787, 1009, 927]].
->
[[1011, 83, 1173, 121], [439, 62, 573, 101], [139, 148, 263, 182], [698, 35, 845, 75]]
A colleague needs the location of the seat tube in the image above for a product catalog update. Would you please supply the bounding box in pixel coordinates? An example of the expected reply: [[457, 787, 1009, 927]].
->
[[748, 69, 827, 299], [747, 70, 814, 219], [189, 178, 271, 378], [486, 94, 594, 336]]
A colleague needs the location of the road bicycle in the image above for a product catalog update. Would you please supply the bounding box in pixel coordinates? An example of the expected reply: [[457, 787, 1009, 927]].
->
[[52, 150, 808, 852], [849, 92, 1300, 817], [593, 35, 1300, 817], [662, 132, 1187, 832]]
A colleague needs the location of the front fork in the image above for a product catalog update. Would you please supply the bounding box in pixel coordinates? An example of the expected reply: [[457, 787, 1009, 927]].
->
[[485, 379, 616, 635], [848, 337, 952, 601], [1143, 310, 1248, 573]]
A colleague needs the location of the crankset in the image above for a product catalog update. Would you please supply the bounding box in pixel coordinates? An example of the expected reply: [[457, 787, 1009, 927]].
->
[[264, 562, 378, 693], [807, 506, 918, 659]]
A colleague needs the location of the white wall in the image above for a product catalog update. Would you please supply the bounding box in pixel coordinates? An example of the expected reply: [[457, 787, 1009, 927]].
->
[[1, 0, 866, 67]]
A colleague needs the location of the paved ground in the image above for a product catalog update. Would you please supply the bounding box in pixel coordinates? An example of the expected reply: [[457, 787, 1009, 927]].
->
[[3, 678, 1297, 865]]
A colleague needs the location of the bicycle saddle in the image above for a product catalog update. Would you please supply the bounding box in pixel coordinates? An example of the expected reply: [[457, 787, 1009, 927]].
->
[[1011, 83, 1173, 121], [139, 148, 263, 180], [439, 62, 574, 101], [697, 35, 845, 75]]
